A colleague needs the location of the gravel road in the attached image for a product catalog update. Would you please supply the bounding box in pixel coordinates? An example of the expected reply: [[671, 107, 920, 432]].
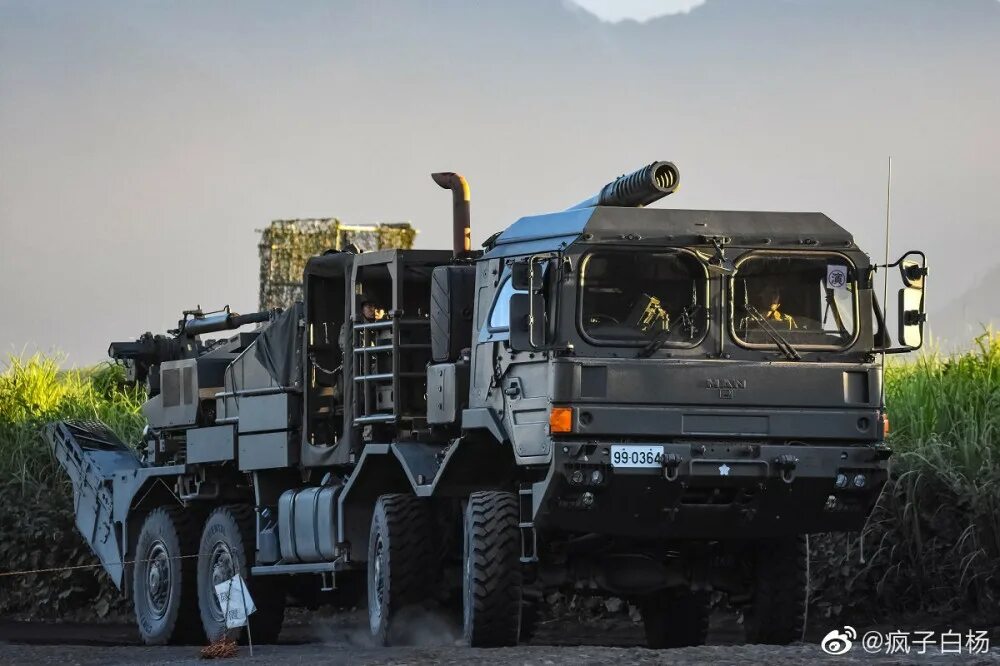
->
[[3, 613, 999, 665]]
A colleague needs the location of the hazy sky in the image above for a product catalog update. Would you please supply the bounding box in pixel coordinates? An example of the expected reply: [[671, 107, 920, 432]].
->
[[1, 0, 998, 364]]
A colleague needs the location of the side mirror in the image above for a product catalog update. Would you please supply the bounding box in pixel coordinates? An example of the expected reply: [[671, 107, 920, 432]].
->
[[876, 250, 927, 354], [898, 250, 927, 289], [898, 286, 926, 349], [511, 259, 545, 292], [509, 292, 545, 351], [899, 254, 927, 289]]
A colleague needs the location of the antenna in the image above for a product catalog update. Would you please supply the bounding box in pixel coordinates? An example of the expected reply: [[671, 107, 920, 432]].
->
[[867, 156, 893, 569], [879, 157, 892, 411]]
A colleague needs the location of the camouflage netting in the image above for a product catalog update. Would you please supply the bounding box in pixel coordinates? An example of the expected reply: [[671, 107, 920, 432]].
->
[[258, 219, 417, 310]]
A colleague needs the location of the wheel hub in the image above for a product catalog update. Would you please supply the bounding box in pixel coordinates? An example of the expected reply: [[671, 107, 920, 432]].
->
[[369, 534, 386, 621], [209, 540, 236, 617], [144, 541, 170, 619]]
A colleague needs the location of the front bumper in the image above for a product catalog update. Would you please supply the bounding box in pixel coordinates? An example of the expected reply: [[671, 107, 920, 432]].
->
[[532, 441, 889, 540]]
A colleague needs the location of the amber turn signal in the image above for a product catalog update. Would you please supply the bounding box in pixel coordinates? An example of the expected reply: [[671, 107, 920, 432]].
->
[[549, 407, 573, 434], [882, 413, 890, 436]]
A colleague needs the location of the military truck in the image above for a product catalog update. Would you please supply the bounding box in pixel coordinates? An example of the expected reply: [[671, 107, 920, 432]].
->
[[48, 160, 927, 648]]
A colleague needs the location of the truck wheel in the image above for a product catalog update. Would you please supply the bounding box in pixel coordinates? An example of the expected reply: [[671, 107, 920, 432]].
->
[[462, 491, 522, 647], [196, 505, 286, 644], [640, 590, 710, 648], [367, 494, 432, 646], [132, 506, 204, 645], [744, 535, 808, 645]]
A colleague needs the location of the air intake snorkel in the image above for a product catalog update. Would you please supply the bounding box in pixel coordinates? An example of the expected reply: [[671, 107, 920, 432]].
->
[[569, 161, 680, 209]]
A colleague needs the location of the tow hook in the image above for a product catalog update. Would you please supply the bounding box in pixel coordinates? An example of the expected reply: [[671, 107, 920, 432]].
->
[[662, 453, 683, 481], [774, 454, 799, 483], [871, 446, 892, 462]]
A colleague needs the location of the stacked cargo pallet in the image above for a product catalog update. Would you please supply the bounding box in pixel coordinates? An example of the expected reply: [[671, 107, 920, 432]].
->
[[258, 219, 416, 310]]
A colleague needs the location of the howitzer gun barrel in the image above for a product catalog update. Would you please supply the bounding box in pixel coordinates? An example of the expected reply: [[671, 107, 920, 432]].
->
[[570, 160, 679, 210], [181, 309, 272, 337], [107, 309, 273, 366]]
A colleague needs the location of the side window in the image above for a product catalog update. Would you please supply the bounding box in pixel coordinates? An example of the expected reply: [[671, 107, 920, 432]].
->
[[488, 277, 524, 330]]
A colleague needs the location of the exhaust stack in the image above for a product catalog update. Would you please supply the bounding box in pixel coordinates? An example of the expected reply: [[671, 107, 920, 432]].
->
[[432, 171, 472, 258], [570, 161, 680, 209]]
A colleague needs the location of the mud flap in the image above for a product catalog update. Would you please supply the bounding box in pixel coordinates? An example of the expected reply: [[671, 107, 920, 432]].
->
[[46, 420, 144, 589]]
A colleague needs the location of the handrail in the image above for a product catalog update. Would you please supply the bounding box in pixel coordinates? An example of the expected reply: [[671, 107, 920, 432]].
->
[[352, 318, 430, 331]]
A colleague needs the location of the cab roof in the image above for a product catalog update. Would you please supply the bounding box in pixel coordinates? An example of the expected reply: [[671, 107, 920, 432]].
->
[[487, 206, 855, 258]]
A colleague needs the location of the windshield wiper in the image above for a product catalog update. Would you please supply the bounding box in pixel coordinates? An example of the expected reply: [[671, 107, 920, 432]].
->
[[638, 328, 672, 358], [745, 303, 801, 361]]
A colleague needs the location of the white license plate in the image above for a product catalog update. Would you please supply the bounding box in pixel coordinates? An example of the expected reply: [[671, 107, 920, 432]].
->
[[610, 445, 664, 468]]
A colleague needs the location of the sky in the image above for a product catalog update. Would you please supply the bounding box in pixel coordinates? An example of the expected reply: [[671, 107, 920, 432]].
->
[[1, 0, 998, 364]]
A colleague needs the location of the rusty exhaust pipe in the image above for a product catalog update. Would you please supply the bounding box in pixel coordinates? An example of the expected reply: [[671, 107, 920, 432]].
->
[[432, 171, 472, 258]]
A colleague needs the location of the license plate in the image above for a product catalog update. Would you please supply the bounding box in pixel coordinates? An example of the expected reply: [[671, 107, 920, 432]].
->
[[610, 445, 664, 468]]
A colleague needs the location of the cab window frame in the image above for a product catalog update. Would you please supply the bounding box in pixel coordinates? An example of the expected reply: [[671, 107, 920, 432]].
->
[[728, 249, 861, 352], [575, 247, 711, 349], [486, 274, 524, 333]]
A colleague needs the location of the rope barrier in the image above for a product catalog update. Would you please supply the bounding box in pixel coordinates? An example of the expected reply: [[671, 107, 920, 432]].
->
[[0, 554, 199, 578]]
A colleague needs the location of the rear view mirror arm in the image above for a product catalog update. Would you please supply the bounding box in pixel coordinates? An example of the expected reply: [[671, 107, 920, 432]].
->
[[871, 293, 892, 350]]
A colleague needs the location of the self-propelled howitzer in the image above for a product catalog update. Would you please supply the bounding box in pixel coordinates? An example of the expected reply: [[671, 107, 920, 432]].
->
[[48, 160, 927, 649]]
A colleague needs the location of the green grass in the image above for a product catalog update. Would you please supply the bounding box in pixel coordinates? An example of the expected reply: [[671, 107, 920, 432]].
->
[[814, 331, 1000, 620], [885, 331, 1000, 481], [0, 354, 146, 491], [0, 354, 145, 616]]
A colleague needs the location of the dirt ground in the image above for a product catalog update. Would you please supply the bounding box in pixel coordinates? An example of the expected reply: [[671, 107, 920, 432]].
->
[[3, 611, 1000, 665]]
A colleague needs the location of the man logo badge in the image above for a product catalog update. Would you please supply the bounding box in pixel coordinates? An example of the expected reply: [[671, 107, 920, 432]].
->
[[706, 378, 747, 399]]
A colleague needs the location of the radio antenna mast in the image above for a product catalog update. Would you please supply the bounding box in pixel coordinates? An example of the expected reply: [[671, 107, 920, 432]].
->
[[879, 157, 892, 411]]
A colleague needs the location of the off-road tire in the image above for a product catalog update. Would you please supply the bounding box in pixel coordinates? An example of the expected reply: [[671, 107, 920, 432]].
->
[[196, 505, 286, 644], [640, 589, 710, 648], [132, 506, 204, 645], [744, 534, 808, 645], [367, 494, 433, 646], [463, 491, 522, 647]]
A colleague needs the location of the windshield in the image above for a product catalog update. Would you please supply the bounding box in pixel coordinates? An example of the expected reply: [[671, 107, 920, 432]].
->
[[732, 253, 858, 350], [580, 250, 708, 346]]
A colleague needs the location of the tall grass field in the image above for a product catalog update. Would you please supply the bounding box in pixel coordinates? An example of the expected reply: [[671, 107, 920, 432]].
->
[[1, 336, 999, 624], [0, 356, 145, 617]]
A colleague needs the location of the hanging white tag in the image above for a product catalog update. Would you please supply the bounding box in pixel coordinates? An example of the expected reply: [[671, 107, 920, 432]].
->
[[214, 574, 257, 629]]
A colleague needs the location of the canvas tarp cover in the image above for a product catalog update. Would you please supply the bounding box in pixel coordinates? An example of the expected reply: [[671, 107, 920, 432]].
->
[[255, 302, 302, 386]]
